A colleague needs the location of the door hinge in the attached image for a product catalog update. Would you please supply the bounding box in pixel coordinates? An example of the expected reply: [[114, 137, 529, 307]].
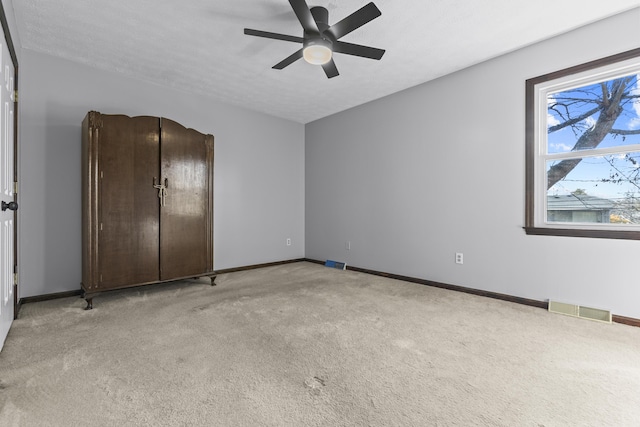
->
[[13, 89, 17, 102], [13, 273, 18, 285]]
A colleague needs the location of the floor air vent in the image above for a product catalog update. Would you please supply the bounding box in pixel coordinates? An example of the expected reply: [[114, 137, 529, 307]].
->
[[548, 300, 612, 323]]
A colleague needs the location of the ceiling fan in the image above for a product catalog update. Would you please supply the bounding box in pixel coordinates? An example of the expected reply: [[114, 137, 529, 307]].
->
[[244, 0, 385, 78]]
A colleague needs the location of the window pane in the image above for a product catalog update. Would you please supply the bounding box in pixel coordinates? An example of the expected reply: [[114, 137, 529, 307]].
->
[[546, 152, 640, 224], [547, 73, 640, 154]]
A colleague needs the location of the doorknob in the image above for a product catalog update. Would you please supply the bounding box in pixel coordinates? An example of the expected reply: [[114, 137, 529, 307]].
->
[[1, 201, 18, 211]]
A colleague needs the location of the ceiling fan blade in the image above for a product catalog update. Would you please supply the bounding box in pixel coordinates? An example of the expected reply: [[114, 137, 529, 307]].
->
[[244, 28, 303, 43], [327, 2, 381, 40], [273, 49, 304, 69], [334, 41, 385, 60], [288, 0, 320, 34], [321, 59, 339, 79]]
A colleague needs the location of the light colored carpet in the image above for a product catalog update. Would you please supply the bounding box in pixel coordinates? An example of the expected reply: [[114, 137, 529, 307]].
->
[[1, 261, 639, 426]]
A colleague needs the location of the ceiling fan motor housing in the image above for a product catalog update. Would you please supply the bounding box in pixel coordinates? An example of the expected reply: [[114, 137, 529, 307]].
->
[[310, 7, 330, 33], [303, 37, 332, 51], [306, 7, 334, 43]]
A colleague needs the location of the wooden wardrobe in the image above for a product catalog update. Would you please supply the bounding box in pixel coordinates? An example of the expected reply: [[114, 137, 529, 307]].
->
[[81, 111, 215, 309]]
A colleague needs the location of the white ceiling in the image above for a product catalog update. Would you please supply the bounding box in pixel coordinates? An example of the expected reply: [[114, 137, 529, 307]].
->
[[11, 0, 640, 123]]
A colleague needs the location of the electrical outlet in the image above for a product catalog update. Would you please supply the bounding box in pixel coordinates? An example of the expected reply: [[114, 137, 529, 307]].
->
[[286, 238, 291, 246], [455, 253, 463, 264]]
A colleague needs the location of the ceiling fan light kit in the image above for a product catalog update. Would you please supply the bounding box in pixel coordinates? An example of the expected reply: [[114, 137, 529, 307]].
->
[[244, 0, 385, 78], [303, 38, 332, 65]]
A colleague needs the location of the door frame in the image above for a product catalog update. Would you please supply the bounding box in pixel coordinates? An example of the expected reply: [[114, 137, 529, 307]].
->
[[0, 1, 19, 319]]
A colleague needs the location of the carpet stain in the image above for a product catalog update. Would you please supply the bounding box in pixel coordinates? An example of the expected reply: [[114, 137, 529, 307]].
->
[[192, 303, 213, 312], [304, 376, 326, 395]]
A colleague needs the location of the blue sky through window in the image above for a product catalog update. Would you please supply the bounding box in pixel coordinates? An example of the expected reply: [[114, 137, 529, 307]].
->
[[547, 73, 640, 200]]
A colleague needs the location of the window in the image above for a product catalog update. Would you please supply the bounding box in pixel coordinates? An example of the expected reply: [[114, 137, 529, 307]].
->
[[525, 48, 640, 239]]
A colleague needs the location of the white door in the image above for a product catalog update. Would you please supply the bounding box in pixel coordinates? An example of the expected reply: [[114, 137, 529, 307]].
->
[[0, 31, 16, 351]]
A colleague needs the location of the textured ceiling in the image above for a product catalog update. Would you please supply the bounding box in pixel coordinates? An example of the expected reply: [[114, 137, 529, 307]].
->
[[11, 0, 640, 123]]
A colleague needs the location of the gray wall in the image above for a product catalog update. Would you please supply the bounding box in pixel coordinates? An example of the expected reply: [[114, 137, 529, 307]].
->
[[18, 51, 305, 297], [306, 8, 640, 319]]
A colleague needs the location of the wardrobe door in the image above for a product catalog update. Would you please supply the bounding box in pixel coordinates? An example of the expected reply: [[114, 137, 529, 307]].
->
[[98, 115, 161, 288], [160, 118, 213, 280]]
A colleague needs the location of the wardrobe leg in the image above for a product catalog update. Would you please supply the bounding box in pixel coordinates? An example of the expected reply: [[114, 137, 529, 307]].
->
[[84, 297, 93, 310], [210, 276, 217, 286]]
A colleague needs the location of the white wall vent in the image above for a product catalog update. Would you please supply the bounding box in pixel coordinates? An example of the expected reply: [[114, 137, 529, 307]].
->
[[548, 300, 612, 323]]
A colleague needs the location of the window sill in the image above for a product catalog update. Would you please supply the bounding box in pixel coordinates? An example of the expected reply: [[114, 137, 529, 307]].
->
[[523, 227, 640, 240]]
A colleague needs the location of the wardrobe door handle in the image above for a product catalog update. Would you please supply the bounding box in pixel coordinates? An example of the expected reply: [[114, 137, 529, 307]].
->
[[153, 178, 167, 207], [163, 178, 168, 206]]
